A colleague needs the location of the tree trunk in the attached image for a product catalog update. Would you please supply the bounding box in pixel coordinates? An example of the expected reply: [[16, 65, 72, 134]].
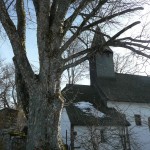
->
[[14, 57, 29, 118], [26, 84, 64, 150], [14, 55, 64, 149]]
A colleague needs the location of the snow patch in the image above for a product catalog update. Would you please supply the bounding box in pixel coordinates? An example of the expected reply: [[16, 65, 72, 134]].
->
[[74, 101, 105, 118]]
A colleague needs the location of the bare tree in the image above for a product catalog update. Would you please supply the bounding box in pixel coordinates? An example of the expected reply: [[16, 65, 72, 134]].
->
[[0, 0, 150, 149], [114, 52, 150, 75], [114, 52, 139, 74], [0, 59, 17, 109], [62, 39, 89, 84]]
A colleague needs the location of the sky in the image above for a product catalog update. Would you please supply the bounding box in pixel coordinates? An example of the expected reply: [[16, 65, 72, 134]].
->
[[0, 1, 150, 86], [0, 28, 39, 66]]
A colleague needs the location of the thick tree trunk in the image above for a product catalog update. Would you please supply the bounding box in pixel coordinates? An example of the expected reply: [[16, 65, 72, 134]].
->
[[26, 85, 64, 150], [13, 54, 64, 149]]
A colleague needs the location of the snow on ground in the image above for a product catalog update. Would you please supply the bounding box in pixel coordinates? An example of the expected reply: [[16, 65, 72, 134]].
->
[[74, 101, 105, 118]]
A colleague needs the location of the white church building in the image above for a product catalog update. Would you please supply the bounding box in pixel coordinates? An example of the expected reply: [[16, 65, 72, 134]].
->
[[61, 28, 150, 150]]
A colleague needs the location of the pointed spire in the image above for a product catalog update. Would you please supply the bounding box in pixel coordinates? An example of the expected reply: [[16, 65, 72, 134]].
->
[[91, 27, 112, 53]]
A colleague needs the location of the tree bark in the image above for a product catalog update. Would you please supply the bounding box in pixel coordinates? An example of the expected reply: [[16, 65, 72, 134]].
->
[[26, 85, 64, 150], [13, 57, 29, 118], [14, 56, 64, 149]]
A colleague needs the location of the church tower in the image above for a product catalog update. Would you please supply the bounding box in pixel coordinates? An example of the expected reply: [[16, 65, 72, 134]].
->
[[89, 27, 115, 85]]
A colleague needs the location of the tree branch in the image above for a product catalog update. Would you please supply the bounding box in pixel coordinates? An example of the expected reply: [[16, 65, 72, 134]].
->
[[32, 0, 39, 17], [69, 29, 89, 48], [109, 21, 140, 41], [63, 42, 105, 70], [61, 0, 107, 53], [36, 0, 50, 66], [82, 7, 143, 31], [112, 43, 150, 59], [64, 0, 93, 35], [49, 0, 58, 28], [64, 48, 89, 63], [122, 42, 150, 51], [56, 0, 71, 24], [118, 37, 150, 43], [6, 0, 15, 10], [16, 0, 26, 43], [61, 7, 143, 53], [49, 0, 71, 52], [0, 0, 34, 86], [13, 57, 29, 118], [0, 0, 17, 39], [63, 55, 88, 71]]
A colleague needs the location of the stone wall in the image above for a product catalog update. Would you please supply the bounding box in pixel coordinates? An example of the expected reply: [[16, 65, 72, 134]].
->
[[0, 108, 18, 129], [0, 108, 26, 150], [0, 129, 26, 150]]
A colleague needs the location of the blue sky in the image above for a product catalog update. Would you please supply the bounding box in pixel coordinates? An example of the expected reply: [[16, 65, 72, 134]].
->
[[0, 1, 150, 80], [0, 28, 39, 67]]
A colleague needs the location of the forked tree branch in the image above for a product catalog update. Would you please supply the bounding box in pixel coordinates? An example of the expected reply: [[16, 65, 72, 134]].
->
[[61, 0, 107, 52], [61, 7, 143, 53], [0, 0, 34, 86], [82, 7, 143, 31], [64, 21, 141, 63], [64, 0, 94, 35], [64, 20, 150, 70]]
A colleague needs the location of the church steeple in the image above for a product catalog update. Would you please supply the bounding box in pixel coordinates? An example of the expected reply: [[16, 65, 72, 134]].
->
[[89, 27, 115, 85]]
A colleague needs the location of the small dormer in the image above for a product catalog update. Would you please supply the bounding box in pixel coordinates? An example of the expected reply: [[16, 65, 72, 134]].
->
[[89, 27, 115, 85]]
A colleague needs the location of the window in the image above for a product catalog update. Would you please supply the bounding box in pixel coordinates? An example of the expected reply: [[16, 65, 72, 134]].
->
[[73, 131, 77, 139], [73, 131, 77, 136], [100, 130, 106, 143], [134, 114, 142, 126]]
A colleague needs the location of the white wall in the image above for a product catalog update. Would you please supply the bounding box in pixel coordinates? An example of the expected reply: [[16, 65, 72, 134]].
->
[[108, 101, 150, 150], [61, 107, 131, 150], [73, 126, 127, 150]]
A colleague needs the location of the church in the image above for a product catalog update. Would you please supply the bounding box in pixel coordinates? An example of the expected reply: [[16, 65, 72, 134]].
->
[[61, 28, 150, 150]]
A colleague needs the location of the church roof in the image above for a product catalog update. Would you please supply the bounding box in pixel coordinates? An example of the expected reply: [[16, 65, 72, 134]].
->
[[65, 103, 129, 126], [63, 72, 150, 105], [62, 84, 106, 109], [62, 84, 130, 126], [98, 73, 150, 103], [62, 72, 150, 126]]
